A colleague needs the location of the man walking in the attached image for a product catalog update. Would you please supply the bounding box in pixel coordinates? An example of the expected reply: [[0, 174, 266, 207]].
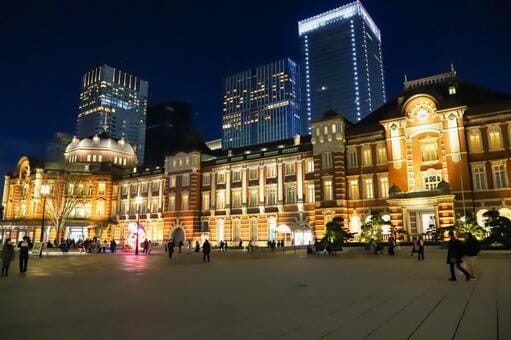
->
[[18, 236, 31, 275], [202, 239, 211, 263], [167, 239, 174, 259], [464, 232, 480, 280], [417, 236, 425, 261], [178, 240, 183, 254], [1, 238, 15, 277], [447, 231, 471, 281]]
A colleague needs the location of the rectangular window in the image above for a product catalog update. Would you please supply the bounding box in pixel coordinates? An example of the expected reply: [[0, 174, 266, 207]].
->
[[202, 173, 210, 186], [488, 128, 503, 150], [421, 142, 438, 162], [130, 184, 138, 195], [250, 218, 258, 241], [232, 219, 241, 241], [306, 158, 314, 173], [92, 155, 97, 162], [151, 181, 160, 192], [266, 165, 276, 178], [349, 179, 359, 200], [98, 182, 106, 195], [112, 185, 118, 196], [323, 179, 333, 201], [348, 149, 358, 168], [151, 197, 159, 212], [120, 200, 128, 215], [285, 163, 295, 176], [202, 192, 210, 211], [379, 175, 389, 198], [181, 174, 190, 187], [472, 164, 487, 190], [249, 168, 258, 180], [306, 182, 315, 203], [121, 185, 127, 195], [217, 172, 225, 184], [141, 182, 148, 193], [96, 200, 105, 216], [232, 170, 241, 182], [331, 123, 337, 133], [363, 177, 374, 199], [169, 194, 176, 211], [493, 163, 507, 189], [231, 190, 242, 208], [469, 130, 482, 153], [377, 144, 387, 164], [286, 185, 296, 204], [248, 188, 258, 207], [181, 192, 189, 210], [216, 190, 225, 209], [424, 175, 441, 190], [266, 186, 277, 206], [362, 147, 372, 166], [169, 176, 176, 188], [323, 152, 333, 169]]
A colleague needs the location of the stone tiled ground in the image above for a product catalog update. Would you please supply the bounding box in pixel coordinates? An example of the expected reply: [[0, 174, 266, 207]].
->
[[0, 246, 509, 340]]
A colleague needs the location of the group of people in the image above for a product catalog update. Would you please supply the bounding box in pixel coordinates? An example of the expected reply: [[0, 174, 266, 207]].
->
[[165, 239, 211, 262], [267, 240, 285, 251], [78, 238, 117, 254], [411, 236, 426, 260], [1, 236, 32, 277], [446, 231, 480, 281]]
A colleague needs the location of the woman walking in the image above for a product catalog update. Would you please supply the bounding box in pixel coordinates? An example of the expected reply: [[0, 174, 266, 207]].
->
[[417, 236, 425, 261], [1, 239, 15, 277]]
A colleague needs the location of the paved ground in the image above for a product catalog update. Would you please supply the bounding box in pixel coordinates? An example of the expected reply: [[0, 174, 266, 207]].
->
[[0, 246, 509, 340]]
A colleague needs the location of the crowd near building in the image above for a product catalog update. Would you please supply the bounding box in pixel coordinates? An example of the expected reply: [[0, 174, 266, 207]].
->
[[3, 70, 511, 247]]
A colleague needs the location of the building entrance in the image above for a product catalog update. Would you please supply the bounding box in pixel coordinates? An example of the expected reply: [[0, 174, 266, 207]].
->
[[171, 228, 185, 244]]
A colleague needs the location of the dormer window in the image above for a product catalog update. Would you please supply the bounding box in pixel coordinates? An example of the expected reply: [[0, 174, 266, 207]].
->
[[448, 86, 456, 95]]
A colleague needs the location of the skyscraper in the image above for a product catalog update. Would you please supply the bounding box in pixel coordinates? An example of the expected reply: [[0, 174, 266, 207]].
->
[[76, 65, 148, 164], [298, 1, 386, 127], [222, 58, 301, 149]]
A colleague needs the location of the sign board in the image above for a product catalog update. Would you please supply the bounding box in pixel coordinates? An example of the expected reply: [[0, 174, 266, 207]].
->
[[31, 241, 43, 257]]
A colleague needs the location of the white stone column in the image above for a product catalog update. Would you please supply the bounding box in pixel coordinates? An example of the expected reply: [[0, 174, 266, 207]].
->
[[277, 161, 284, 211], [225, 170, 231, 215], [259, 164, 265, 213], [296, 159, 304, 212], [158, 178, 163, 213], [210, 171, 216, 211], [2, 175, 10, 215], [241, 166, 247, 214]]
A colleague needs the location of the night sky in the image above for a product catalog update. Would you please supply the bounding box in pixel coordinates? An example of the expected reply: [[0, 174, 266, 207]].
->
[[1, 0, 510, 176]]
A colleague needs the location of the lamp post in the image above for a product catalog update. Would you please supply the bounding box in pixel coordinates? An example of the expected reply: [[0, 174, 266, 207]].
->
[[39, 184, 50, 258], [135, 195, 142, 255]]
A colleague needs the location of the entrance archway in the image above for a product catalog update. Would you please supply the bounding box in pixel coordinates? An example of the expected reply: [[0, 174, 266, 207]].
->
[[171, 227, 185, 244]]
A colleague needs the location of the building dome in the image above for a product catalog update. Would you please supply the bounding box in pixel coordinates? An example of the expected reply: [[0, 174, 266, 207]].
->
[[64, 132, 137, 167]]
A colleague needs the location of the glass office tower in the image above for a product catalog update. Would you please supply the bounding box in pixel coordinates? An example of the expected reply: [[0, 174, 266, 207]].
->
[[298, 1, 386, 128], [76, 65, 148, 164], [222, 58, 302, 149]]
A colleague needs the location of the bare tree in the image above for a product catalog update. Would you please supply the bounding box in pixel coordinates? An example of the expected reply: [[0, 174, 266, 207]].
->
[[44, 175, 86, 246]]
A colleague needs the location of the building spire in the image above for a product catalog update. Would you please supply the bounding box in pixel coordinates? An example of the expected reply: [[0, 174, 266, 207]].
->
[[404, 73, 408, 82]]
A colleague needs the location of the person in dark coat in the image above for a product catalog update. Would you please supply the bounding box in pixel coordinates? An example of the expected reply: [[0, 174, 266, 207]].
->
[[447, 231, 471, 281], [388, 236, 395, 255], [417, 236, 425, 261], [202, 239, 211, 262], [18, 236, 31, 274], [194, 241, 200, 252], [110, 239, 117, 254], [464, 232, 480, 280], [239, 240, 243, 249], [219, 240, 224, 252], [178, 240, 183, 254], [167, 240, 174, 259], [1, 239, 15, 277]]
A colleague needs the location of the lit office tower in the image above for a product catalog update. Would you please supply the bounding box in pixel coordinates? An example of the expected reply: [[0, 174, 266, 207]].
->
[[298, 1, 386, 127], [76, 65, 148, 163], [222, 58, 301, 149]]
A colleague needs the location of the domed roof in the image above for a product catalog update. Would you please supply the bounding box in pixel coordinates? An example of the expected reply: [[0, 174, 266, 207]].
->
[[65, 133, 135, 156]]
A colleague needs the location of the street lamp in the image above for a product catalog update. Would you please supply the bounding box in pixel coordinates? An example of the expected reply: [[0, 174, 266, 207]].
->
[[39, 184, 50, 258], [135, 195, 142, 255]]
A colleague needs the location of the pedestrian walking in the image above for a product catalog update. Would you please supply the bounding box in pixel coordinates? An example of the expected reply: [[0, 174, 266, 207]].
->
[[447, 231, 471, 281], [1, 239, 15, 277], [388, 236, 395, 256], [194, 241, 200, 253], [110, 239, 117, 253], [411, 237, 418, 256], [202, 239, 211, 262], [142, 239, 149, 254], [18, 236, 31, 274], [417, 236, 425, 260], [219, 240, 224, 252], [178, 240, 183, 254], [464, 232, 480, 280], [167, 239, 174, 259], [239, 240, 243, 249]]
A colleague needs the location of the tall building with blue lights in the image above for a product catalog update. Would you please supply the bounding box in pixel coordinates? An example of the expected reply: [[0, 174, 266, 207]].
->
[[298, 1, 386, 128], [222, 58, 302, 149], [76, 65, 148, 164]]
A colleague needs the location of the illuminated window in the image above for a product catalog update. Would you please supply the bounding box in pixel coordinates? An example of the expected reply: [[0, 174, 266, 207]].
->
[[216, 190, 225, 209], [250, 218, 258, 241], [231, 190, 242, 208], [169, 194, 176, 211], [377, 143, 387, 164], [492, 162, 507, 189], [217, 172, 225, 184], [424, 174, 441, 190], [169, 176, 176, 188], [249, 168, 258, 180], [121, 185, 127, 195], [232, 219, 241, 241], [323, 152, 333, 168], [285, 163, 295, 176], [488, 126, 503, 151], [349, 178, 359, 199], [202, 192, 210, 211], [472, 163, 487, 190], [305, 158, 314, 173], [217, 218, 225, 242], [331, 124, 337, 133], [468, 129, 483, 153], [96, 200, 105, 216], [202, 174, 210, 186], [286, 184, 296, 204], [181, 192, 189, 210], [347, 148, 358, 168], [363, 177, 374, 199], [141, 182, 148, 193], [449, 86, 456, 95], [92, 155, 97, 162], [181, 174, 190, 186], [267, 165, 276, 178], [248, 188, 258, 207], [362, 146, 372, 166], [379, 174, 389, 198], [98, 182, 106, 195], [98, 155, 102, 162], [421, 140, 438, 162], [266, 186, 277, 206], [232, 170, 241, 182], [323, 179, 333, 201], [87, 154, 91, 162], [151, 181, 160, 192]]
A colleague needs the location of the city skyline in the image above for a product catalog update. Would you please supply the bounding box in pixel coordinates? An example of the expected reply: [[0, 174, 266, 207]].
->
[[1, 0, 510, 175]]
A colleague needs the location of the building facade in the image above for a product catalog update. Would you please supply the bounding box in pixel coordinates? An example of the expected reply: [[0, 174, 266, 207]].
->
[[76, 65, 148, 164], [222, 58, 302, 149], [298, 1, 386, 127], [3, 71, 511, 246]]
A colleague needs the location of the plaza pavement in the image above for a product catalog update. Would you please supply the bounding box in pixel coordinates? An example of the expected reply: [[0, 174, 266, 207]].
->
[[0, 246, 509, 340]]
